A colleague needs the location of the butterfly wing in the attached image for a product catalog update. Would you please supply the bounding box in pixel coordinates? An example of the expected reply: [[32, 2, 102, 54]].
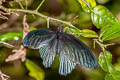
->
[[22, 29, 97, 75], [23, 29, 57, 68], [39, 37, 57, 68], [22, 29, 55, 49], [58, 33, 97, 75]]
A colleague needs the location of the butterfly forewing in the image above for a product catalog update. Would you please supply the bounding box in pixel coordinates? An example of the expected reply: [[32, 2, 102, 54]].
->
[[22, 29, 55, 49], [58, 33, 97, 75]]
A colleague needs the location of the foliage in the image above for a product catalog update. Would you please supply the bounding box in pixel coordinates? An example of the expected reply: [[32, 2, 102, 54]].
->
[[81, 29, 98, 38], [0, 32, 22, 42], [0, 0, 120, 80], [0, 26, 36, 42], [25, 59, 45, 80], [91, 5, 118, 29], [98, 51, 120, 80], [78, 0, 96, 13], [99, 51, 112, 72], [77, 0, 120, 80], [100, 22, 120, 41]]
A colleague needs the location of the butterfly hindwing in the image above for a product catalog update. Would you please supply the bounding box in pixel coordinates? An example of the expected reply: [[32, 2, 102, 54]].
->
[[59, 54, 76, 75], [39, 37, 57, 68]]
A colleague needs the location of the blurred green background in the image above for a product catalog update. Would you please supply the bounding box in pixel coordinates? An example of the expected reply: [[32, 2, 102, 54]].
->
[[0, 0, 120, 80]]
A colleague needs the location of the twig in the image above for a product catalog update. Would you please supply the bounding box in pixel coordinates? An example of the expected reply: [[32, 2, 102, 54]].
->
[[25, 0, 28, 9], [0, 6, 8, 12], [5, 45, 26, 62], [23, 15, 30, 38], [5, 15, 30, 62], [94, 39, 105, 51], [36, 0, 45, 11], [0, 41, 14, 48], [18, 1, 24, 9], [0, 10, 10, 20], [94, 39, 115, 51], [47, 17, 50, 28], [8, 9, 80, 31], [0, 70, 10, 80], [0, 15, 8, 20]]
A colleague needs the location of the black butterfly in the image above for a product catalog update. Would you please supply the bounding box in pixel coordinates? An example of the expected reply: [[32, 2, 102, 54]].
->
[[22, 26, 97, 75]]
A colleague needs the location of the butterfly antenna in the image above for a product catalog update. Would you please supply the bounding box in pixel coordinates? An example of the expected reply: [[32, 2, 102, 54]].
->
[[58, 25, 63, 32]]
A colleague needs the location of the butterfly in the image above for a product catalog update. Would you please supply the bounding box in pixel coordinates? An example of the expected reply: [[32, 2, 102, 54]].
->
[[22, 26, 97, 75]]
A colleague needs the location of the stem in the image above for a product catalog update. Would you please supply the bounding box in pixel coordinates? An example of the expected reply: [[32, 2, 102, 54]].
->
[[94, 39, 105, 51], [18, 2, 24, 9], [36, 0, 45, 11], [93, 39, 96, 49], [82, 0, 90, 9], [0, 41, 14, 48], [81, 0, 92, 12], [25, 0, 28, 9], [47, 17, 50, 28], [9, 9, 78, 29], [94, 39, 116, 80]]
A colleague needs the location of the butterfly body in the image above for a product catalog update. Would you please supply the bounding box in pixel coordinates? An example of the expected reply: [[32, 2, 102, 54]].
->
[[22, 27, 97, 75]]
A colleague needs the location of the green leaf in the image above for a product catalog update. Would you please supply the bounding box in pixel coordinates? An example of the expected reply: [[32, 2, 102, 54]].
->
[[64, 27, 81, 36], [25, 59, 45, 80], [64, 27, 98, 38], [112, 71, 120, 80], [0, 27, 36, 42], [105, 71, 120, 80], [100, 22, 120, 41], [97, 0, 110, 4], [78, 0, 96, 13], [0, 32, 22, 42], [29, 26, 37, 31], [81, 29, 98, 38], [98, 51, 113, 72], [91, 5, 118, 28], [105, 73, 114, 80], [99, 51, 120, 80]]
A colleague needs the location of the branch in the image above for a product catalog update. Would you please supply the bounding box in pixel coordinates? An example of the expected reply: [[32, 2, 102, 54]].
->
[[7, 8, 80, 31], [0, 41, 14, 48]]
